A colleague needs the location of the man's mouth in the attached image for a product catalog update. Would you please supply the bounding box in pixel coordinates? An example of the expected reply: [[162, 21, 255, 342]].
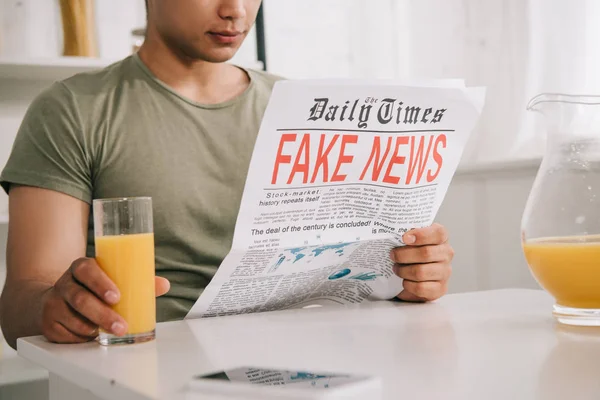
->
[[207, 31, 244, 44]]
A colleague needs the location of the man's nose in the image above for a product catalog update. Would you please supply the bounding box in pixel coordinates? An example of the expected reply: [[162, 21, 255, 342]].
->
[[218, 0, 247, 21]]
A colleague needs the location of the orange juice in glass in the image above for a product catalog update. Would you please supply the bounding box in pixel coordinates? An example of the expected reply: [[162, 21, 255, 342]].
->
[[523, 236, 600, 310], [93, 197, 156, 345]]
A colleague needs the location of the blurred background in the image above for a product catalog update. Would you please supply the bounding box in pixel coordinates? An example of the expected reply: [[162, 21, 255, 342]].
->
[[0, 0, 598, 397]]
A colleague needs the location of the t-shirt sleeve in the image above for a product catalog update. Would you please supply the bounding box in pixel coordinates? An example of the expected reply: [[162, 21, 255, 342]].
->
[[0, 82, 93, 204]]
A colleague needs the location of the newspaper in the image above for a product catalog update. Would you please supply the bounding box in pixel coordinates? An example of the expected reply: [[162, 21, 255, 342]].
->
[[186, 80, 485, 319], [186, 367, 381, 400]]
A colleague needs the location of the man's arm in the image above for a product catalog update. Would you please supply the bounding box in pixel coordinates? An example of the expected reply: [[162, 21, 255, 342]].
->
[[0, 186, 128, 348]]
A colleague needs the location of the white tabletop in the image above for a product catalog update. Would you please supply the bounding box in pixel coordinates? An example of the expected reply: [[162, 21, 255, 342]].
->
[[17, 289, 600, 400]]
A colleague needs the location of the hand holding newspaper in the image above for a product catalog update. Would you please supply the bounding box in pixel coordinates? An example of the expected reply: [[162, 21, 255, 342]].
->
[[186, 80, 485, 319]]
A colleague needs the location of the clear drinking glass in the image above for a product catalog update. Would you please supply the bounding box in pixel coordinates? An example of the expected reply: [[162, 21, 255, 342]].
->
[[522, 93, 600, 326], [93, 197, 156, 345]]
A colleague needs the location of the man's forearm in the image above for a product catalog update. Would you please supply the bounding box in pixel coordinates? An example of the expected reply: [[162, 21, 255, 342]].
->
[[0, 280, 52, 349]]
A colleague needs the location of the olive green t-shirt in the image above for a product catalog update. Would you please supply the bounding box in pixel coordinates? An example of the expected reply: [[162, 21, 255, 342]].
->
[[0, 55, 281, 321]]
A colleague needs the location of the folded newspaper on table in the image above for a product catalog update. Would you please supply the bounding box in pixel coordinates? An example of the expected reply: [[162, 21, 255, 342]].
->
[[186, 80, 485, 319]]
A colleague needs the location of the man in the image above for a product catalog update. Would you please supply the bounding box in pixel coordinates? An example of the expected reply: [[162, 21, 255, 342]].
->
[[0, 0, 453, 349]]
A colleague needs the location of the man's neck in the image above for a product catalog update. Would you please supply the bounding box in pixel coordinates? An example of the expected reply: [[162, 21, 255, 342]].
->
[[137, 31, 250, 105]]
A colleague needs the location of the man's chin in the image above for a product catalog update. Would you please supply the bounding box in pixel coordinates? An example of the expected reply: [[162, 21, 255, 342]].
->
[[188, 48, 239, 64]]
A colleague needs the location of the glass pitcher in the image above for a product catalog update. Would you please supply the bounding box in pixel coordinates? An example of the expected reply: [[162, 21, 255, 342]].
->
[[522, 93, 600, 326]]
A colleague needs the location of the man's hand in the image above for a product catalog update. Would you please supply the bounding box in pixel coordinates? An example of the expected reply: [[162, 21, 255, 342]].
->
[[390, 223, 453, 302], [40, 258, 170, 344]]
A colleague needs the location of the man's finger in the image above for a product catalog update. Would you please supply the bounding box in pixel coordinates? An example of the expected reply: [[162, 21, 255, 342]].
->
[[393, 262, 451, 282], [71, 258, 120, 305], [390, 243, 453, 264], [57, 279, 127, 336], [45, 321, 95, 344], [49, 293, 99, 338], [396, 290, 428, 303], [155, 277, 170, 297], [58, 306, 99, 338], [402, 223, 448, 246], [399, 280, 447, 302]]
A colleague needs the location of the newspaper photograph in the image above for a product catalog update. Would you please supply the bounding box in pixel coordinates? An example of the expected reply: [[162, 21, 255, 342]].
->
[[186, 80, 485, 319]]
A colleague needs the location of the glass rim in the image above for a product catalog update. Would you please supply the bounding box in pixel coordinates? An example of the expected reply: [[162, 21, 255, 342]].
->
[[92, 196, 152, 204], [527, 92, 600, 110]]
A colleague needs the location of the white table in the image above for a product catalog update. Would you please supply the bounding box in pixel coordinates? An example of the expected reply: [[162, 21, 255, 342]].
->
[[17, 289, 600, 400]]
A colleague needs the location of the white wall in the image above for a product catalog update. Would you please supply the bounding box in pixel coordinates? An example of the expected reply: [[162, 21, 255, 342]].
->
[[263, 0, 404, 80]]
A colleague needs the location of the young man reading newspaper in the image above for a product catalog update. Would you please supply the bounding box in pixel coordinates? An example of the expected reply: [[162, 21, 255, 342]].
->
[[0, 0, 453, 348]]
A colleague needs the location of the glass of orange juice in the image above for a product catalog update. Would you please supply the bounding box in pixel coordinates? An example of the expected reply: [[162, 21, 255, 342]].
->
[[93, 197, 156, 345], [522, 94, 600, 326]]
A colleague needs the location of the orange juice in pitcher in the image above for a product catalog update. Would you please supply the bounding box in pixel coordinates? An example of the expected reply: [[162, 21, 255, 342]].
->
[[522, 93, 600, 326], [523, 236, 600, 309]]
